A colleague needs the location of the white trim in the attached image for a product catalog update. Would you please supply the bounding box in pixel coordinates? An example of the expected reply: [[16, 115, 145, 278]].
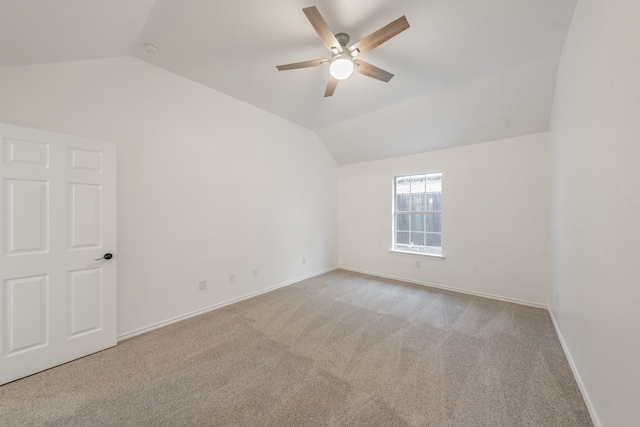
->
[[389, 249, 445, 260], [117, 267, 338, 342], [548, 309, 602, 427], [338, 266, 547, 309]]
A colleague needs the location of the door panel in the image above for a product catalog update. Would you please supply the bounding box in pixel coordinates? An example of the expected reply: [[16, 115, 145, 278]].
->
[[3, 138, 49, 167], [68, 268, 102, 337], [3, 274, 49, 355], [0, 123, 116, 385], [69, 148, 102, 172], [69, 183, 102, 249], [4, 179, 49, 255]]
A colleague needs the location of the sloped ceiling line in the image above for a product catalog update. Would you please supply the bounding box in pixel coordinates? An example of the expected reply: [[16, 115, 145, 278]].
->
[[0, 0, 578, 164]]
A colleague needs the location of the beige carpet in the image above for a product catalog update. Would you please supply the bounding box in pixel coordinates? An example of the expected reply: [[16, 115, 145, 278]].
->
[[0, 269, 592, 426]]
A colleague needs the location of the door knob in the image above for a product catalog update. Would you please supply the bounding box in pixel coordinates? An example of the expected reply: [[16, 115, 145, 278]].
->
[[95, 253, 113, 261]]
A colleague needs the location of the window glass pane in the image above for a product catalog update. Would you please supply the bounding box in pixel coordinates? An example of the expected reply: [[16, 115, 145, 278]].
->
[[410, 214, 425, 232], [396, 214, 410, 231], [410, 232, 425, 246], [425, 213, 441, 232], [411, 193, 425, 211], [396, 231, 410, 245], [425, 233, 441, 247], [410, 175, 426, 193], [425, 192, 442, 212], [395, 176, 410, 194], [425, 173, 442, 192], [396, 194, 410, 211]]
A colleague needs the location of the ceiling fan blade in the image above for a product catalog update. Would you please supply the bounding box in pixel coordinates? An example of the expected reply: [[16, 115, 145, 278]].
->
[[324, 75, 339, 97], [303, 6, 343, 53], [354, 60, 394, 82], [276, 59, 328, 71], [350, 16, 410, 55]]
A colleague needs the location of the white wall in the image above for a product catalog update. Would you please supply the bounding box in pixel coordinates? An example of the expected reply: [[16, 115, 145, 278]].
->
[[339, 133, 552, 306], [550, 0, 640, 425], [0, 57, 338, 337], [320, 55, 561, 164]]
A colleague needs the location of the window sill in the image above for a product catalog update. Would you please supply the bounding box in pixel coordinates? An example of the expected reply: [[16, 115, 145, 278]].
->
[[389, 249, 446, 260]]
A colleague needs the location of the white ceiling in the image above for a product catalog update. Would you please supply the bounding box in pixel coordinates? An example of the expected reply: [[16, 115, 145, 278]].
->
[[0, 0, 577, 164]]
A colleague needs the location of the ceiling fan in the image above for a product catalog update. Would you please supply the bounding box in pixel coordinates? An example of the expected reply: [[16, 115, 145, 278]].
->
[[276, 6, 410, 97]]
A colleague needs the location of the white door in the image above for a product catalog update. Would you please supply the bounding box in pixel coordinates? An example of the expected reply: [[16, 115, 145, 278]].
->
[[0, 123, 116, 385]]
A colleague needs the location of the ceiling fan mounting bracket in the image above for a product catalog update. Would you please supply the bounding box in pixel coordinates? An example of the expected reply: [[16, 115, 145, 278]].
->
[[335, 32, 350, 47]]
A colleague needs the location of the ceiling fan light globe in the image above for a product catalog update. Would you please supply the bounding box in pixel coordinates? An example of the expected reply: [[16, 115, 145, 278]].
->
[[329, 56, 354, 80]]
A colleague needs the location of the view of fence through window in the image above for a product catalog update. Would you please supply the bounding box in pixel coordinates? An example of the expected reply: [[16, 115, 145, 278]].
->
[[394, 173, 442, 255]]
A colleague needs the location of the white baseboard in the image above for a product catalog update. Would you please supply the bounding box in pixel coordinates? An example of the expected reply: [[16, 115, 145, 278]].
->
[[548, 309, 602, 427], [117, 266, 338, 342], [338, 266, 548, 309]]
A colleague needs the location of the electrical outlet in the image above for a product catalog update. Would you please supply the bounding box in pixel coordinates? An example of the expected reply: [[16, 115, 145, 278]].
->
[[199, 280, 207, 291], [415, 260, 421, 268], [555, 292, 560, 305], [252, 269, 258, 277], [302, 257, 306, 264], [229, 274, 235, 284]]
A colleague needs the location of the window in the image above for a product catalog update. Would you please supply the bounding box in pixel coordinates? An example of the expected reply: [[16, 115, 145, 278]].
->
[[393, 173, 442, 256]]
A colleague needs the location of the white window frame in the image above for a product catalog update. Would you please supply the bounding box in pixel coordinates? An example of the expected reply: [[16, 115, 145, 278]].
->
[[391, 172, 444, 259]]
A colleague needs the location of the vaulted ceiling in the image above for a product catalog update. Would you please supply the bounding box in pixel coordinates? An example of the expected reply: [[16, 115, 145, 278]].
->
[[0, 0, 577, 164]]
